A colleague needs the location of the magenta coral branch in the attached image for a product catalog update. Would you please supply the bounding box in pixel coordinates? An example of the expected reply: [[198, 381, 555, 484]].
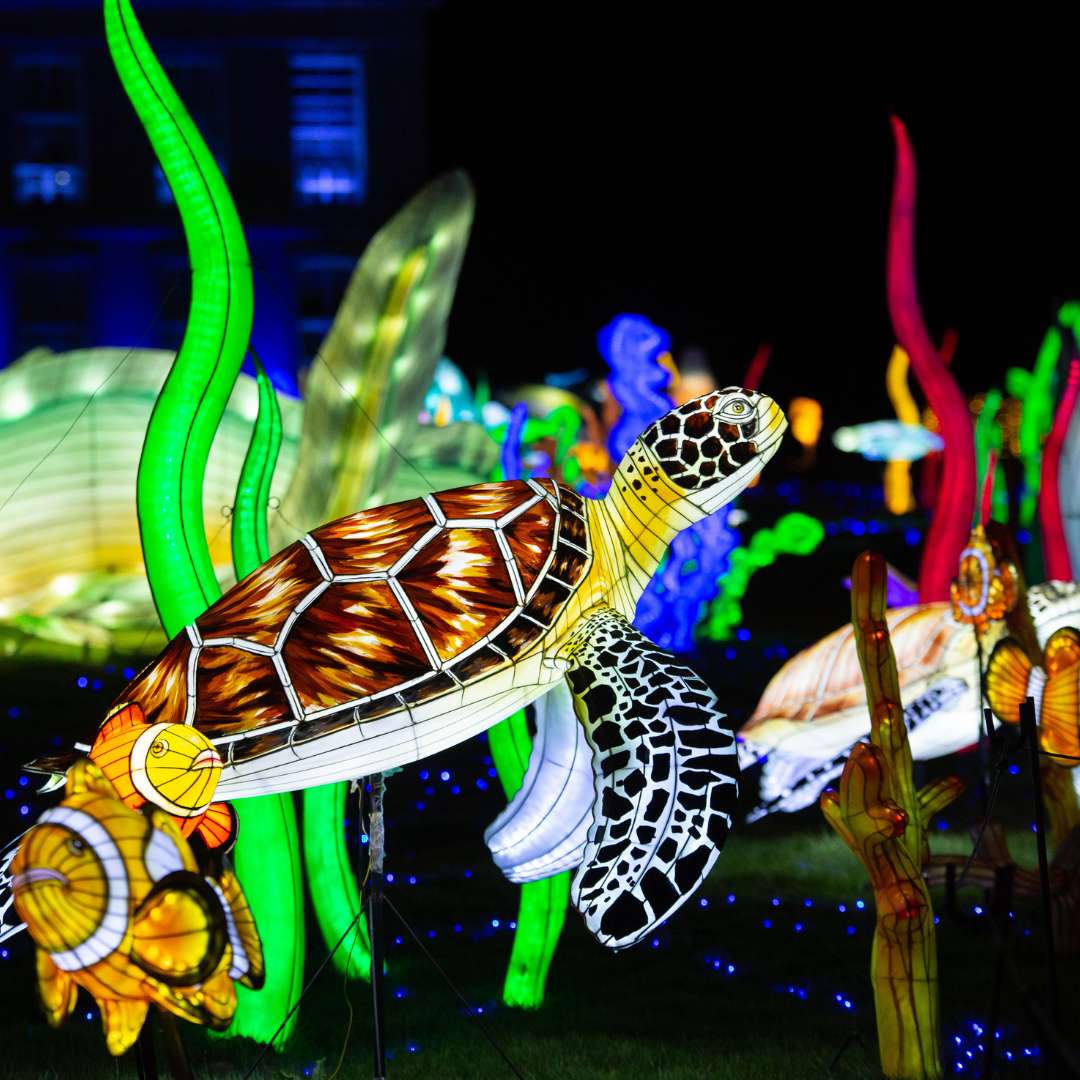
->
[[887, 115, 976, 602], [1040, 358, 1080, 580]]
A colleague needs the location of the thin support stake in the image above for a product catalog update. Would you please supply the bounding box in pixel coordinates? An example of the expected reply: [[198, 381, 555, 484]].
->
[[368, 773, 388, 1080], [1020, 695, 1059, 1028]]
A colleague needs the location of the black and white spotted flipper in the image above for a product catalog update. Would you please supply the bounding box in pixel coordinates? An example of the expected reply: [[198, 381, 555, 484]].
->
[[484, 680, 593, 882], [562, 607, 738, 948]]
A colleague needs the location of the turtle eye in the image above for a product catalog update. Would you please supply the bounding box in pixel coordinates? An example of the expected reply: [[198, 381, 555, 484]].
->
[[150, 738, 169, 757], [721, 398, 751, 418], [66, 836, 86, 855]]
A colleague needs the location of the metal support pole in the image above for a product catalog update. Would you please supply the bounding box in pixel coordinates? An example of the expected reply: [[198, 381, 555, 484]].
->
[[1019, 696, 1059, 1028], [367, 773, 387, 1080]]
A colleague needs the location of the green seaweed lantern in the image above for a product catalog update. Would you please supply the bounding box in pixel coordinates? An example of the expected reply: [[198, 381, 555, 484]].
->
[[105, 0, 303, 1045], [702, 513, 825, 641]]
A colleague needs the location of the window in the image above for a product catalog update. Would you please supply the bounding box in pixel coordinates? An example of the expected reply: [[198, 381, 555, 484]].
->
[[153, 54, 229, 205], [290, 54, 367, 206], [13, 256, 90, 356], [11, 55, 87, 205], [296, 254, 354, 369]]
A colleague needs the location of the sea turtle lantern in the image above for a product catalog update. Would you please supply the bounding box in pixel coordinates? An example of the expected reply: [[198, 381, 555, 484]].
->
[[33, 390, 787, 948]]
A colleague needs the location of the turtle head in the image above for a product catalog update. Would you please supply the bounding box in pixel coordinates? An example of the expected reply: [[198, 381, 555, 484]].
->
[[624, 388, 787, 517]]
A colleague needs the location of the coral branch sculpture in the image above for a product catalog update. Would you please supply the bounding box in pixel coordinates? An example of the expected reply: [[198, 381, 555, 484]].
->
[[822, 551, 963, 1080]]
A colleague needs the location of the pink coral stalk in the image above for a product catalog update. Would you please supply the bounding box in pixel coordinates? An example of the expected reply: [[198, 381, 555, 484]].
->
[[887, 116, 976, 602]]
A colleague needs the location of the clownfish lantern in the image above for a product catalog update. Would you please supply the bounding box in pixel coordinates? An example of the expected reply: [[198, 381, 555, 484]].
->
[[85, 703, 234, 850], [11, 760, 263, 1055]]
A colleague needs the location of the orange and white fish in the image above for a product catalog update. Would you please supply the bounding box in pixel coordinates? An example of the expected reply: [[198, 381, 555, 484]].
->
[[11, 760, 263, 1055], [986, 627, 1080, 759], [29, 702, 236, 851]]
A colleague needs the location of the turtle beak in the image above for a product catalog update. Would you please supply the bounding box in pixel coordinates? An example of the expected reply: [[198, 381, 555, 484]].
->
[[192, 749, 222, 771]]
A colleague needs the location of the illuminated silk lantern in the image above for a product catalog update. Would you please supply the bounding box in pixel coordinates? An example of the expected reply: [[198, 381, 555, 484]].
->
[[12, 761, 263, 1056], [44, 390, 786, 951], [822, 551, 961, 1080], [0, 349, 301, 655], [740, 581, 1080, 820], [596, 314, 742, 652], [269, 171, 475, 550], [788, 397, 822, 448], [787, 396, 822, 470], [949, 524, 1018, 638], [887, 117, 976, 601], [988, 628, 1080, 765], [884, 346, 918, 514]]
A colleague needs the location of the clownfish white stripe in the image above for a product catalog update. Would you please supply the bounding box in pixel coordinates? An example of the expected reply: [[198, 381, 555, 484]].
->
[[209, 879, 249, 981], [36, 806, 129, 972], [144, 828, 185, 882], [1026, 666, 1048, 723]]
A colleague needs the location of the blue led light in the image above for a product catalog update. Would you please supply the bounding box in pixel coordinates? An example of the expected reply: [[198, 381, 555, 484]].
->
[[440, 770, 451, 782], [77, 677, 88, 688]]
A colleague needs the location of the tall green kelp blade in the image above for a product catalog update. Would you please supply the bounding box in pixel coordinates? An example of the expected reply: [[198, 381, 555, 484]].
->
[[105, 0, 253, 632], [229, 358, 305, 1044]]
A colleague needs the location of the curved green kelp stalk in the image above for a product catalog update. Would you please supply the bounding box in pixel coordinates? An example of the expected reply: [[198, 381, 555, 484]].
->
[[270, 171, 475, 551], [105, 0, 252, 630], [703, 512, 825, 641], [228, 358, 305, 1045], [302, 782, 373, 979], [1012, 324, 1062, 528], [488, 709, 570, 1008], [232, 358, 283, 573], [106, 0, 301, 1047], [974, 389, 1003, 524]]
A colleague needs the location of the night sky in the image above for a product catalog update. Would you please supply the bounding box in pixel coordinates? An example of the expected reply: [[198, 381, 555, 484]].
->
[[427, 17, 1080, 428]]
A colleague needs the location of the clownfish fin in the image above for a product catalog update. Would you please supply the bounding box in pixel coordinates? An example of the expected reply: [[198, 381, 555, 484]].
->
[[36, 949, 77, 1029], [198, 968, 239, 1027], [215, 867, 265, 989], [986, 637, 1038, 725], [98, 997, 150, 1057], [94, 702, 146, 748], [196, 802, 239, 853], [64, 759, 120, 800], [130, 870, 227, 987], [1041, 628, 1080, 759]]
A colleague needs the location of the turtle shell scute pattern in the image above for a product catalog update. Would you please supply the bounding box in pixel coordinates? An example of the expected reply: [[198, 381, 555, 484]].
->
[[120, 479, 591, 766]]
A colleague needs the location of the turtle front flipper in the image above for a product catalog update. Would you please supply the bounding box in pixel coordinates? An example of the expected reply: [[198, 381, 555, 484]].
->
[[484, 679, 593, 882], [562, 607, 738, 948]]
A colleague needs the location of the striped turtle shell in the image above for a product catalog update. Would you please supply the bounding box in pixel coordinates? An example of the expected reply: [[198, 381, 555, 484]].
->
[[120, 479, 591, 767]]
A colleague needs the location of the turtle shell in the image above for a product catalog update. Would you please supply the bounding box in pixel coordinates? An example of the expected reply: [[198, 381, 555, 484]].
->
[[119, 478, 591, 766], [741, 603, 974, 751]]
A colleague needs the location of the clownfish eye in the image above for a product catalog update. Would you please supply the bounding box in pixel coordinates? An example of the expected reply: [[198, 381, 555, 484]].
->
[[150, 738, 169, 757], [66, 837, 86, 855]]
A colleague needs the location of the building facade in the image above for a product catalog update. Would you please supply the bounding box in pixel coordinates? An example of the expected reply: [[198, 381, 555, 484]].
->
[[0, 0, 434, 394]]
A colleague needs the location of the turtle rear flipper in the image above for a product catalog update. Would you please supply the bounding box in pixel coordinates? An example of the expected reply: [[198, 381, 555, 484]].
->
[[563, 608, 738, 949], [484, 679, 593, 882], [24, 751, 81, 791]]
